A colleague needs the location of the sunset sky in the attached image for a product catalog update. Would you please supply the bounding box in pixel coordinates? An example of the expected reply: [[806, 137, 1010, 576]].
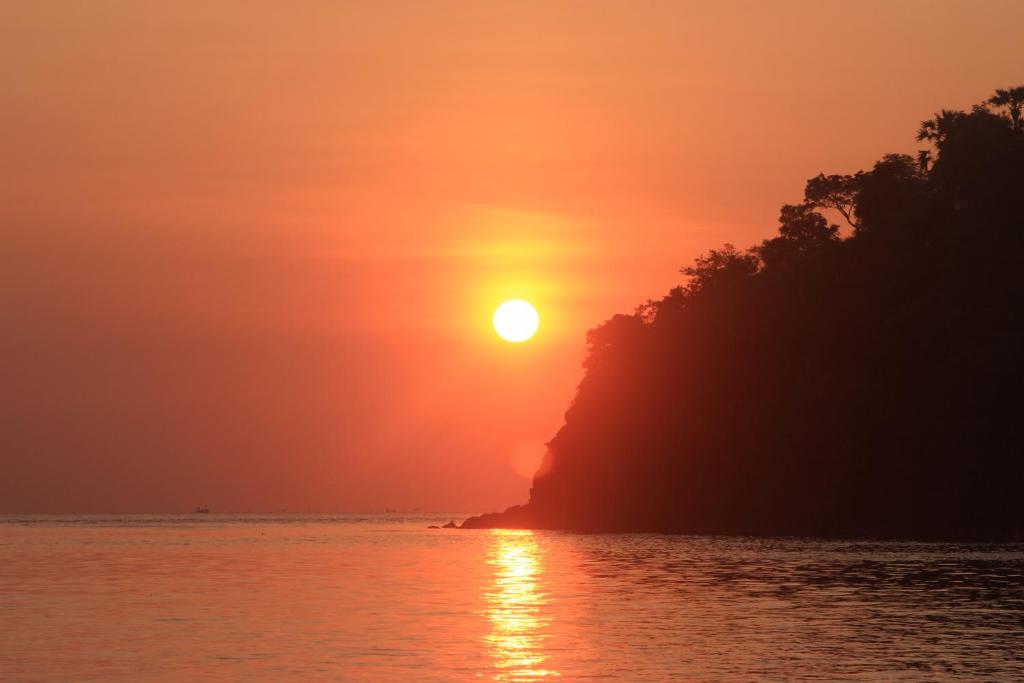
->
[[3, 1, 1023, 513]]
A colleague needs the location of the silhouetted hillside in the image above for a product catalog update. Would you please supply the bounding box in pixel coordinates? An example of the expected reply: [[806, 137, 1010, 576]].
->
[[465, 86, 1024, 539]]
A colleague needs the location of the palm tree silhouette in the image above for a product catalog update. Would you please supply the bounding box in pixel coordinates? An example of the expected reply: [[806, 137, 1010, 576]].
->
[[916, 149, 931, 173], [916, 109, 964, 144], [987, 86, 1024, 130]]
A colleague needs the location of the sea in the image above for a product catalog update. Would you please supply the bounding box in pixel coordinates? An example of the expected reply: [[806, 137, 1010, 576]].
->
[[1, 514, 1022, 681]]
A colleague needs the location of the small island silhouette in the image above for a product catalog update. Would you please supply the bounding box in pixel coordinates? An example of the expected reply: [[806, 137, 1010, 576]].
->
[[464, 86, 1024, 540]]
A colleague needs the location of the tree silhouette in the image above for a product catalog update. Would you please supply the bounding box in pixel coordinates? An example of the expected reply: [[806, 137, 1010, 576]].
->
[[805, 174, 860, 228], [916, 109, 964, 144], [988, 86, 1024, 130]]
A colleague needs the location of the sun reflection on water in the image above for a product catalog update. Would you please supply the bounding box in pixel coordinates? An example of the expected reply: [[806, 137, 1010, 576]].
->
[[484, 530, 558, 681]]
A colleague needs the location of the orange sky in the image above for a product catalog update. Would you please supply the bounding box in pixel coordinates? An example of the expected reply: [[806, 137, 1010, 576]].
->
[[3, 1, 1023, 512]]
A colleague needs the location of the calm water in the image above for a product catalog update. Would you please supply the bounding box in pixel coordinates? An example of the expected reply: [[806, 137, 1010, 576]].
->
[[1, 515, 1022, 681]]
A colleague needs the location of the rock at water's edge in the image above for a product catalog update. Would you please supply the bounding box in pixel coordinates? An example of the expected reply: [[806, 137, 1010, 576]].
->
[[460, 505, 533, 529]]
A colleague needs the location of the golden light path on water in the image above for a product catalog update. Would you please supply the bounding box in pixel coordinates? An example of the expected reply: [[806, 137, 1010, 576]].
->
[[484, 530, 559, 681]]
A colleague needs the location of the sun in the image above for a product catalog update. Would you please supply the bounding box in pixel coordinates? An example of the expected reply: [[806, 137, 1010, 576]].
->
[[493, 299, 539, 343]]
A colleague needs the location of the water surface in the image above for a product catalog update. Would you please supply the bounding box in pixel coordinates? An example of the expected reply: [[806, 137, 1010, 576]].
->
[[1, 515, 1022, 681]]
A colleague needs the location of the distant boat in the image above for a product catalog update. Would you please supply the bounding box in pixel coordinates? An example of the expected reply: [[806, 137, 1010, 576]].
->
[[194, 505, 210, 514]]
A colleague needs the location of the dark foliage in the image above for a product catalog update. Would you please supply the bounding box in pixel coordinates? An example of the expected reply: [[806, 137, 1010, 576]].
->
[[464, 87, 1024, 539]]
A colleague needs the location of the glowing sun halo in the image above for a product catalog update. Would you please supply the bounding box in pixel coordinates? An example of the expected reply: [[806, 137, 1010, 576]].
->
[[493, 299, 539, 343]]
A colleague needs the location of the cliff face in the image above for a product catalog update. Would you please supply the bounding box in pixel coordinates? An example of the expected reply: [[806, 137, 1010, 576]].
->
[[463, 89, 1024, 540]]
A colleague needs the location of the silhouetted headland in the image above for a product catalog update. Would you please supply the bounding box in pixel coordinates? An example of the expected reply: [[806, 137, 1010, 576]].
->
[[464, 86, 1024, 540]]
